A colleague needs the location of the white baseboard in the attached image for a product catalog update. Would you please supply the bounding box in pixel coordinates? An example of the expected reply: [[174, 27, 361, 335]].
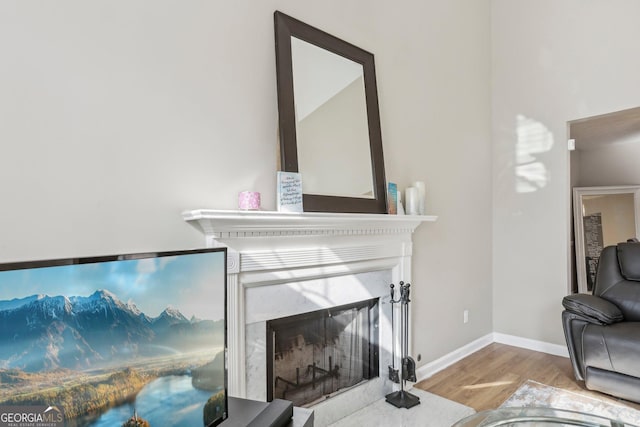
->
[[414, 332, 568, 383], [492, 332, 569, 358], [415, 334, 493, 383]]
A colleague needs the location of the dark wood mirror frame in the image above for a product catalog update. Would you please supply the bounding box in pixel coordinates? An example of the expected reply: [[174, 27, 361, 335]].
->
[[274, 11, 388, 214]]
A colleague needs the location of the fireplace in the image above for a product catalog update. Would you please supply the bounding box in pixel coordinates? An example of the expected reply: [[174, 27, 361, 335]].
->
[[267, 298, 379, 406], [183, 209, 436, 425], [243, 269, 392, 407]]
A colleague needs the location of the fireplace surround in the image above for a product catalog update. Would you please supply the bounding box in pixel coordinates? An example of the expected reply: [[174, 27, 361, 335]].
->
[[183, 209, 435, 425]]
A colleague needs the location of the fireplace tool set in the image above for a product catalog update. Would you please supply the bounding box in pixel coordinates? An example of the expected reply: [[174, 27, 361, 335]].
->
[[385, 281, 420, 409]]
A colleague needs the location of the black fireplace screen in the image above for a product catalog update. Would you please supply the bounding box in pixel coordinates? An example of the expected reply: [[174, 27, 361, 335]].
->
[[266, 298, 379, 406]]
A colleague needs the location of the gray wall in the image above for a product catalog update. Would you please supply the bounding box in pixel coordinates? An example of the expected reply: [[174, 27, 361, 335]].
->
[[492, 0, 640, 345], [0, 1, 493, 367]]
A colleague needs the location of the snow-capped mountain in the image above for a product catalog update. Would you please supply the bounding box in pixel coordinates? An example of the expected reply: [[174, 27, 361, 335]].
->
[[152, 306, 189, 330], [0, 294, 46, 312], [0, 290, 222, 372]]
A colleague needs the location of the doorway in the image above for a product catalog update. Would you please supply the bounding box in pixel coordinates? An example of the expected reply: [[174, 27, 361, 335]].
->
[[568, 106, 640, 292]]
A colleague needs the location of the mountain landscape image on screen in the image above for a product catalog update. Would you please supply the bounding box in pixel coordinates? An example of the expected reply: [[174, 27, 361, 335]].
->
[[0, 288, 225, 426]]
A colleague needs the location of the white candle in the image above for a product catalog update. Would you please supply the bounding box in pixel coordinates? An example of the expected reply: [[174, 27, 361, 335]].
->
[[397, 191, 405, 215], [413, 181, 426, 215], [405, 187, 419, 215]]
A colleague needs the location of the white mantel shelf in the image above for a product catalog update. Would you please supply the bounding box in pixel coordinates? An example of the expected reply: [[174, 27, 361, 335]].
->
[[182, 209, 437, 238]]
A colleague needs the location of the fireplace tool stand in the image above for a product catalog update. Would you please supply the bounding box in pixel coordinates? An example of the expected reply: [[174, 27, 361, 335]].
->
[[385, 281, 420, 409]]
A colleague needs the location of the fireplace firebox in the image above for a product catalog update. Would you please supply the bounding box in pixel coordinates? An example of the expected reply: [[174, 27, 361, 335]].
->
[[266, 298, 379, 407]]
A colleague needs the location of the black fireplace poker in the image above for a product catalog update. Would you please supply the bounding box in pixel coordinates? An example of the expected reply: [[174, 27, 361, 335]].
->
[[385, 281, 420, 409]]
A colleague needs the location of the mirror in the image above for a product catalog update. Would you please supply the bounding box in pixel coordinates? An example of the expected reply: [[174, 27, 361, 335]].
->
[[274, 11, 387, 213], [573, 185, 640, 293]]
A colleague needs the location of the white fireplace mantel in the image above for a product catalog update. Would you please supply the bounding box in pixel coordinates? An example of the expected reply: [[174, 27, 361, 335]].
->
[[182, 209, 437, 239], [182, 209, 436, 424]]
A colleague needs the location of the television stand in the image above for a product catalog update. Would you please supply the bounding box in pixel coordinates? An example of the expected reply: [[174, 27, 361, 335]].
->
[[221, 397, 313, 427]]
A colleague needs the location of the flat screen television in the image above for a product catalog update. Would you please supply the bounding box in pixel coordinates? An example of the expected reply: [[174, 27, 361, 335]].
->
[[0, 248, 227, 427]]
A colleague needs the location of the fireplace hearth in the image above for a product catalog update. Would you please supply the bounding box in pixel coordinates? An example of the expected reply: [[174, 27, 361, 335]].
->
[[267, 299, 379, 406]]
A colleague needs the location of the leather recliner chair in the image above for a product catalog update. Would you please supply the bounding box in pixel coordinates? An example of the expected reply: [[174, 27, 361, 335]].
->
[[562, 242, 640, 403]]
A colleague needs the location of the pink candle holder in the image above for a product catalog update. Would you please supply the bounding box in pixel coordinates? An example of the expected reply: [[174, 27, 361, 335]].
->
[[238, 191, 261, 210]]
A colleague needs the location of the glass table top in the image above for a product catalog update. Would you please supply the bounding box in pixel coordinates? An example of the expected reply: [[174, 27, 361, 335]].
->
[[453, 407, 639, 427]]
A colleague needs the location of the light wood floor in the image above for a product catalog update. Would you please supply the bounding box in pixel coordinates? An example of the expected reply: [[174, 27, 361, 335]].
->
[[414, 343, 640, 412]]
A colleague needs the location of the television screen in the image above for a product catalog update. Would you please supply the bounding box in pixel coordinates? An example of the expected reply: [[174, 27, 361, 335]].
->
[[0, 248, 227, 427]]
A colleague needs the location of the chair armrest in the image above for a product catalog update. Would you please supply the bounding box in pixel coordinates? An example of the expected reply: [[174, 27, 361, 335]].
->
[[562, 294, 623, 325]]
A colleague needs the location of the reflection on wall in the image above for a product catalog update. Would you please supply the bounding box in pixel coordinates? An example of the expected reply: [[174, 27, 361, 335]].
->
[[515, 114, 553, 193]]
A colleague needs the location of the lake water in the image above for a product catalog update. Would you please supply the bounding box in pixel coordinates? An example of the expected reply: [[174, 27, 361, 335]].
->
[[88, 375, 218, 427]]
